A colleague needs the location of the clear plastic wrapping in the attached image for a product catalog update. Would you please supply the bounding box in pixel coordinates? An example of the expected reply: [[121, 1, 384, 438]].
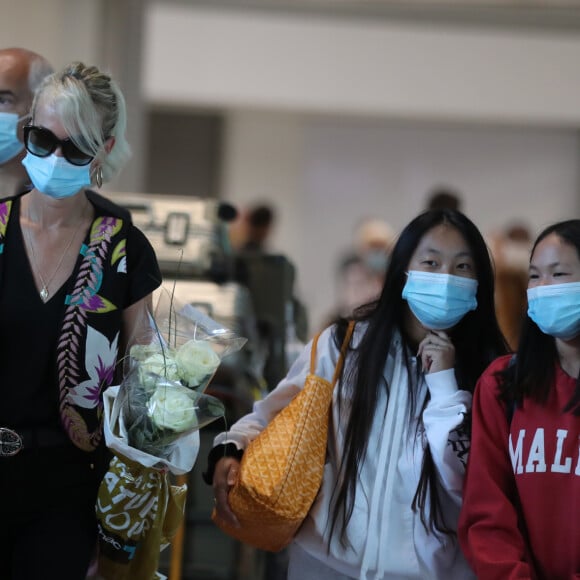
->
[[116, 287, 247, 461]]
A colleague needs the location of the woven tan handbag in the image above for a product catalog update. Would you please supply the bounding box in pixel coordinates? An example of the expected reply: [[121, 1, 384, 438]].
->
[[212, 322, 354, 552]]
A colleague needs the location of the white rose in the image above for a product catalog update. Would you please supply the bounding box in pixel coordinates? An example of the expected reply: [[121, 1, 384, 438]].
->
[[147, 385, 198, 432], [175, 340, 220, 388], [138, 352, 180, 388], [129, 342, 161, 362]]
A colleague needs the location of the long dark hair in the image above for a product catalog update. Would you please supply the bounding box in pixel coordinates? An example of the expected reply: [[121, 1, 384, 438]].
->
[[329, 208, 508, 544], [499, 219, 580, 415]]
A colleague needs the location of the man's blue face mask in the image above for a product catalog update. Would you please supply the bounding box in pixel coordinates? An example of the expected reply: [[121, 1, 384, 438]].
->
[[402, 270, 478, 330], [527, 281, 580, 340], [364, 249, 389, 275], [0, 112, 24, 164]]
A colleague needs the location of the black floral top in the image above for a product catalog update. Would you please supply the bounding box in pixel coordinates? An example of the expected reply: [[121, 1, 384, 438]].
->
[[0, 191, 161, 451]]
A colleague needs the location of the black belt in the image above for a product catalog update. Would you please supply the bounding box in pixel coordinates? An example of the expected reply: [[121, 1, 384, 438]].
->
[[0, 427, 70, 456]]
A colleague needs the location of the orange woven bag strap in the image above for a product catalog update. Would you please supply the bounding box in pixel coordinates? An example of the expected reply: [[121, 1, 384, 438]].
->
[[309, 321, 355, 386]]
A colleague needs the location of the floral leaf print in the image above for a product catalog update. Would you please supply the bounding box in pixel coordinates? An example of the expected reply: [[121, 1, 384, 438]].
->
[[0, 200, 12, 253], [0, 200, 11, 229], [79, 292, 116, 314], [67, 327, 119, 409], [112, 239, 127, 271], [58, 215, 124, 452], [117, 256, 127, 273], [66, 220, 121, 313], [91, 216, 122, 243]]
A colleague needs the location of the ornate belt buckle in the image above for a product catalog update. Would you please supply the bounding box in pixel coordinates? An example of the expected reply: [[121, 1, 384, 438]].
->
[[0, 427, 23, 457]]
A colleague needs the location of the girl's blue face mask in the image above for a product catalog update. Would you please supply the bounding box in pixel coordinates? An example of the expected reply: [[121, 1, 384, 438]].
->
[[402, 270, 478, 330], [527, 281, 580, 340]]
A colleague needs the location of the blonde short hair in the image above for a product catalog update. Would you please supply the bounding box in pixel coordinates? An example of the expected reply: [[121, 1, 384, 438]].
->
[[31, 61, 131, 184]]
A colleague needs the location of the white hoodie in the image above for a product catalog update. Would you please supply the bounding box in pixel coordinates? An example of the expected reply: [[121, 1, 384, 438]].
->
[[214, 323, 476, 580]]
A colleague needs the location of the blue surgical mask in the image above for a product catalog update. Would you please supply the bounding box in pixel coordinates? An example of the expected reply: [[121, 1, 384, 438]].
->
[[0, 112, 24, 164], [364, 249, 389, 274], [402, 270, 478, 330], [22, 152, 91, 198], [527, 281, 580, 340]]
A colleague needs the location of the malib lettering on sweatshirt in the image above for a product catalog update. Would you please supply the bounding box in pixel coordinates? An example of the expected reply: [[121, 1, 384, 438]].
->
[[510, 428, 580, 475]]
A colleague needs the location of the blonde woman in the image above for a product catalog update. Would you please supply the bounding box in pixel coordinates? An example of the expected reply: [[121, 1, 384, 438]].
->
[[0, 62, 160, 578]]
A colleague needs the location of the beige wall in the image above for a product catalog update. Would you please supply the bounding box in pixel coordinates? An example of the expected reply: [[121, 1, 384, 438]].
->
[[144, 3, 580, 125], [0, 0, 100, 71]]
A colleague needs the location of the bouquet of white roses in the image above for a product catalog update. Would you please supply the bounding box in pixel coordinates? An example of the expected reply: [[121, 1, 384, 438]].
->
[[119, 287, 247, 461], [96, 288, 247, 580]]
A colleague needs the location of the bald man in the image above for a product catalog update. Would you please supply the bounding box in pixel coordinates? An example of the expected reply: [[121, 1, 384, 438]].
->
[[0, 47, 53, 196]]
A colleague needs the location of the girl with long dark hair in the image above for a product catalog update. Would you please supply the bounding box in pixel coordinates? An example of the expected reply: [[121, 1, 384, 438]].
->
[[459, 220, 580, 579], [208, 208, 507, 579]]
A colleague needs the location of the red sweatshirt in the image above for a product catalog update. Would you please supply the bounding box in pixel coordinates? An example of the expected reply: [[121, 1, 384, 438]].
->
[[459, 355, 580, 580]]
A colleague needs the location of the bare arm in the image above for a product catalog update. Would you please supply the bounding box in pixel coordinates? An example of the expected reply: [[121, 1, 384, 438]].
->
[[120, 294, 154, 356]]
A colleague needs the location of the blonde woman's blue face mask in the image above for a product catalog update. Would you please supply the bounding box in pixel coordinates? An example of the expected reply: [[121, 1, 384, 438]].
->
[[22, 152, 91, 198]]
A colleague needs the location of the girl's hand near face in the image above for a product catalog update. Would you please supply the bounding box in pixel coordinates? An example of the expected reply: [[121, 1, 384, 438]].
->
[[417, 330, 455, 373]]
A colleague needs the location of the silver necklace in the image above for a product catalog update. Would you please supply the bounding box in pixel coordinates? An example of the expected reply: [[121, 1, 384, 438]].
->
[[23, 205, 87, 303]]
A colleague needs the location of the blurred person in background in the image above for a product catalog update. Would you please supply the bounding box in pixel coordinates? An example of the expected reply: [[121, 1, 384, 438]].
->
[[488, 221, 533, 351], [0, 62, 161, 579], [425, 186, 463, 213], [229, 201, 276, 254], [0, 47, 53, 195], [232, 199, 308, 341], [335, 216, 396, 318]]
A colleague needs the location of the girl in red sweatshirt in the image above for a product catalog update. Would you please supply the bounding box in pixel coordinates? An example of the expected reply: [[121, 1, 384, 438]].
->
[[459, 219, 580, 580]]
